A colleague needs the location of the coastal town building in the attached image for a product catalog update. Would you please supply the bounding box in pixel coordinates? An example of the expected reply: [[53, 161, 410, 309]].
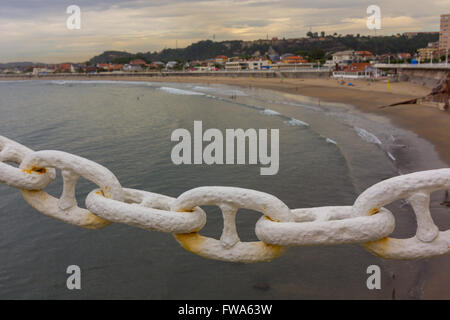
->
[[375, 53, 396, 63], [129, 59, 147, 66], [281, 55, 308, 64], [225, 60, 249, 71], [1, 69, 22, 74], [397, 53, 412, 60], [122, 59, 149, 71], [439, 14, 450, 52], [428, 41, 440, 49], [332, 50, 356, 65], [224, 55, 311, 71], [191, 66, 217, 71], [418, 47, 440, 61], [332, 62, 379, 79], [166, 61, 178, 68], [323, 60, 336, 68], [332, 51, 374, 66], [214, 55, 228, 64], [150, 61, 165, 69], [123, 64, 142, 72], [355, 51, 373, 61], [96, 63, 123, 72], [85, 66, 98, 74], [224, 58, 272, 71], [56, 63, 75, 73], [32, 67, 55, 76], [270, 63, 313, 70], [246, 59, 271, 70]]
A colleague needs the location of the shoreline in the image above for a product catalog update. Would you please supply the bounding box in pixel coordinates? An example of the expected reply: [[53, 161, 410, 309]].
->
[[155, 76, 450, 166], [2, 75, 449, 166]]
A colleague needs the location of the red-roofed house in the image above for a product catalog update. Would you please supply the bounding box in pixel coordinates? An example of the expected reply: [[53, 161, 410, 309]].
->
[[397, 53, 412, 60], [215, 55, 228, 64], [96, 63, 123, 72], [57, 63, 75, 73], [356, 51, 374, 61], [281, 55, 308, 64], [332, 62, 378, 79], [129, 59, 147, 66]]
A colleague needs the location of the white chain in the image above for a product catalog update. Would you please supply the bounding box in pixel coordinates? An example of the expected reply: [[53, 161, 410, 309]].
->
[[1, 135, 449, 263]]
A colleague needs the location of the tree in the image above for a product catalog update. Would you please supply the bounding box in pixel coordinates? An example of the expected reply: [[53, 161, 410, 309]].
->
[[295, 50, 308, 57], [307, 31, 313, 38], [320, 31, 325, 38], [310, 48, 325, 60]]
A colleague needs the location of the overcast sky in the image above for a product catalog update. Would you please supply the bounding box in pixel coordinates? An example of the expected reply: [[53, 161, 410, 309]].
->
[[0, 0, 448, 63]]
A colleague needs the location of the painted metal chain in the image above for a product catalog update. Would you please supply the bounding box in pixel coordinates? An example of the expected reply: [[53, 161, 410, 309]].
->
[[1, 136, 449, 263]]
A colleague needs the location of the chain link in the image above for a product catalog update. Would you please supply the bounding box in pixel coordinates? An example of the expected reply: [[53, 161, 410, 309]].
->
[[0, 136, 449, 263]]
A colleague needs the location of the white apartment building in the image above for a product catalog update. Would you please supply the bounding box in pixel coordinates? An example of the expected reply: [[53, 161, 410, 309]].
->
[[440, 14, 450, 52], [332, 50, 355, 65], [246, 60, 270, 70]]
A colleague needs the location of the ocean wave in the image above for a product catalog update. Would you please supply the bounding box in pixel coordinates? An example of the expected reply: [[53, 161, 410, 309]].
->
[[260, 109, 281, 116], [52, 80, 67, 85], [284, 118, 310, 127], [354, 127, 382, 145], [192, 86, 247, 96], [387, 152, 396, 161], [326, 138, 337, 145], [158, 87, 205, 96], [273, 100, 323, 112]]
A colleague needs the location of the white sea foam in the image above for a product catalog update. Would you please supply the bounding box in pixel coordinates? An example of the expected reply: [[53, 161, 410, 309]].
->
[[354, 127, 382, 145], [192, 86, 247, 96], [52, 80, 66, 85], [326, 138, 337, 145], [279, 100, 323, 112], [158, 87, 205, 96], [284, 118, 310, 127], [260, 109, 281, 116], [387, 152, 396, 161]]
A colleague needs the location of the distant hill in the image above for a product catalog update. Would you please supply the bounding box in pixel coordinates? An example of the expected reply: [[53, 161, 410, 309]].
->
[[2, 33, 439, 67], [88, 51, 134, 64], [87, 33, 440, 64], [0, 62, 46, 69]]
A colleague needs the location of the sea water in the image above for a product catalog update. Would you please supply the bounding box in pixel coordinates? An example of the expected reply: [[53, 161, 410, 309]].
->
[[0, 80, 448, 299]]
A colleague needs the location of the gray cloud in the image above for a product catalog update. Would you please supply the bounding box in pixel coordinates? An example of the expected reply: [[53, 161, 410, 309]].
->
[[0, 0, 446, 62]]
